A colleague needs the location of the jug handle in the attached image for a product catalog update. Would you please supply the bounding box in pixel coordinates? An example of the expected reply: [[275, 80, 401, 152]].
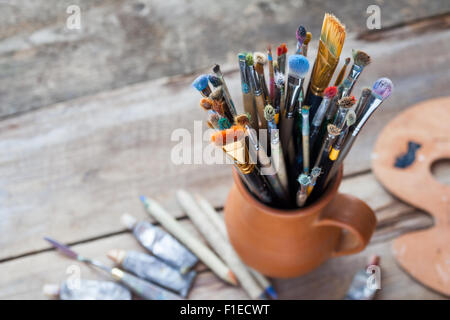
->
[[315, 193, 377, 257]]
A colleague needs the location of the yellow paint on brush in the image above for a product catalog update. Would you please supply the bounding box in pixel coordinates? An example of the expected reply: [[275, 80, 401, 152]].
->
[[329, 148, 340, 161], [275, 113, 279, 125], [307, 185, 313, 196]]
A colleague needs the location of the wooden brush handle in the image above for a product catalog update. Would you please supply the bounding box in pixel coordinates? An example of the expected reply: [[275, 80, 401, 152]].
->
[[254, 94, 268, 130], [242, 93, 259, 131]]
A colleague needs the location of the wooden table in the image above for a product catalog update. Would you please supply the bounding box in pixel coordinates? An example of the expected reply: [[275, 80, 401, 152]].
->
[[1, 14, 449, 299]]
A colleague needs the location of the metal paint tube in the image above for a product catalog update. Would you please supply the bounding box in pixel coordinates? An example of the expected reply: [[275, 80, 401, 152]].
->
[[43, 280, 132, 300], [109, 250, 196, 298], [345, 256, 380, 300], [125, 217, 198, 274]]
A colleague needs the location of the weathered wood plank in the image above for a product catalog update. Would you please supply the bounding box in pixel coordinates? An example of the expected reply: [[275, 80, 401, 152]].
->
[[1, 1, 448, 118], [0, 203, 440, 300]]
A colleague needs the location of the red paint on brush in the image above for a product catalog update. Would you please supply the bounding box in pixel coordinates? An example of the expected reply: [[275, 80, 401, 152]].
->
[[277, 46, 283, 57], [324, 86, 338, 98], [281, 43, 288, 54]]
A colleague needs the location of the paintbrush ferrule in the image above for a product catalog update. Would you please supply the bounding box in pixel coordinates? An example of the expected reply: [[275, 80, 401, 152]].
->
[[353, 95, 382, 135], [341, 64, 363, 97]]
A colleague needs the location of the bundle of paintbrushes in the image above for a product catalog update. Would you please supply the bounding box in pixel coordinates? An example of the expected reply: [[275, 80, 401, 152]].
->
[[192, 13, 393, 209]]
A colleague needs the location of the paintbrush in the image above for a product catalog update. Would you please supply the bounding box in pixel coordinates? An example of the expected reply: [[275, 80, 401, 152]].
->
[[246, 53, 268, 130], [310, 86, 337, 153], [323, 110, 356, 186], [208, 74, 222, 88], [267, 45, 275, 104], [263, 105, 289, 195], [210, 85, 234, 123], [305, 13, 346, 120], [212, 64, 237, 116], [340, 50, 371, 98], [280, 54, 309, 176], [207, 110, 220, 129], [238, 52, 259, 130], [301, 32, 312, 57], [44, 237, 182, 300], [274, 69, 285, 117], [192, 74, 211, 97], [334, 57, 350, 86], [295, 25, 307, 55], [254, 52, 270, 104], [354, 87, 372, 121], [277, 43, 288, 76], [330, 78, 393, 177]]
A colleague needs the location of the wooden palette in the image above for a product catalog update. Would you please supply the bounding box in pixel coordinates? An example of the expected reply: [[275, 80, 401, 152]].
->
[[372, 97, 450, 296]]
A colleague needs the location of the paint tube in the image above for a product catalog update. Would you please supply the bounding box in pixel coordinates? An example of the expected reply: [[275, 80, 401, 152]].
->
[[108, 250, 196, 298], [345, 255, 380, 300], [122, 214, 198, 273], [43, 280, 131, 300]]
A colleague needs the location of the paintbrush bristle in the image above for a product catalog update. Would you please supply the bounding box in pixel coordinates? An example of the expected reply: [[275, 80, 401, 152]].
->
[[212, 64, 221, 74], [361, 87, 372, 97], [338, 96, 356, 108], [372, 77, 393, 100], [254, 52, 267, 65], [288, 54, 310, 78], [245, 53, 254, 67], [211, 126, 245, 146], [344, 57, 351, 65], [264, 104, 276, 121], [238, 52, 247, 61], [212, 100, 224, 115], [324, 86, 338, 98], [327, 124, 341, 136], [320, 13, 346, 57], [298, 173, 311, 185], [304, 32, 312, 45], [208, 110, 220, 127], [353, 50, 371, 67], [275, 71, 285, 87], [200, 98, 213, 111], [346, 109, 357, 126], [296, 25, 307, 43], [192, 74, 209, 91], [210, 86, 223, 100], [235, 114, 250, 127]]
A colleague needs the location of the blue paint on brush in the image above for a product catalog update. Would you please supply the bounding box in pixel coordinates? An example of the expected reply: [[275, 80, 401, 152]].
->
[[139, 195, 147, 203], [192, 75, 209, 91], [208, 75, 222, 87], [288, 54, 310, 78]]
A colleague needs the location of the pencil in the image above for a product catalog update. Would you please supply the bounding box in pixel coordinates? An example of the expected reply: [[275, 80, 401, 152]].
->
[[176, 190, 264, 299], [193, 192, 277, 299], [140, 195, 238, 286]]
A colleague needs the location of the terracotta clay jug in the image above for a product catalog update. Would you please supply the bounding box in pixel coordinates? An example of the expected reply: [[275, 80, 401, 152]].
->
[[224, 166, 377, 278]]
